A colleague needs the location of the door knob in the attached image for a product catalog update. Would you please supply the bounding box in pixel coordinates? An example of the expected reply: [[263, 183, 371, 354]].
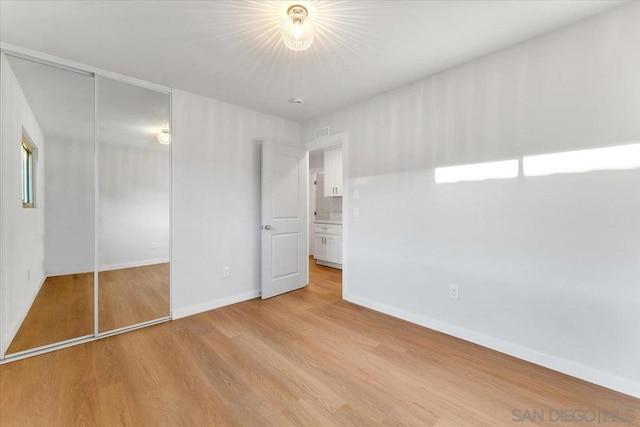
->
[[264, 225, 272, 230]]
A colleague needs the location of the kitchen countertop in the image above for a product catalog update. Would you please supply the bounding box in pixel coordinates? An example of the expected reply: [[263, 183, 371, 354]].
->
[[315, 220, 342, 225]]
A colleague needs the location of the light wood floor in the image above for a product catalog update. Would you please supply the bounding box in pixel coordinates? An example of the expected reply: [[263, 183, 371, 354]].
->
[[6, 273, 94, 354], [98, 263, 170, 332], [6, 264, 169, 355], [1, 259, 638, 426]]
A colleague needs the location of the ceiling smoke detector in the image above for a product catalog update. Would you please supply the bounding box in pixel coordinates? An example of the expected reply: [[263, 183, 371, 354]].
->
[[290, 97, 304, 105]]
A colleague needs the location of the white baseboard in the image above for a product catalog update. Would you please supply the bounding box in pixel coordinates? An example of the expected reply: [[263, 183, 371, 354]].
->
[[172, 289, 260, 320], [2, 274, 46, 355], [46, 268, 93, 277], [344, 292, 640, 400], [46, 258, 170, 277], [98, 258, 170, 272], [316, 259, 343, 270]]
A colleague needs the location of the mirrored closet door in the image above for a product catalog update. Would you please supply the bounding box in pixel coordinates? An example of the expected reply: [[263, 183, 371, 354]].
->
[[1, 54, 95, 356], [97, 77, 171, 333], [1, 52, 171, 359]]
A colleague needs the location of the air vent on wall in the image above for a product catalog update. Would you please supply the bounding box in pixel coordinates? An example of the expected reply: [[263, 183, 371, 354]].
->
[[315, 126, 330, 139]]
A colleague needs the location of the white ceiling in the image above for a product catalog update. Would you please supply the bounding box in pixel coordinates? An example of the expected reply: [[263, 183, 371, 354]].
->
[[7, 55, 95, 144], [7, 54, 169, 150], [0, 0, 627, 122]]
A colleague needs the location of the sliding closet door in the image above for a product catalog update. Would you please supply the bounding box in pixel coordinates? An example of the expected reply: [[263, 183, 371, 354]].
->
[[97, 77, 170, 333], [1, 54, 95, 357]]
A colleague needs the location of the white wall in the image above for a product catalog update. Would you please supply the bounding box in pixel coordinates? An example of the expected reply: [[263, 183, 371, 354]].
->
[[44, 138, 170, 275], [42, 76, 170, 275], [303, 3, 640, 397], [44, 138, 94, 275], [309, 150, 323, 169], [98, 143, 170, 269], [0, 53, 46, 354], [172, 89, 301, 318]]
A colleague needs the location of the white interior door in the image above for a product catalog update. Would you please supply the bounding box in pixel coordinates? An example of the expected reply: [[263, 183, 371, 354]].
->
[[261, 141, 308, 299]]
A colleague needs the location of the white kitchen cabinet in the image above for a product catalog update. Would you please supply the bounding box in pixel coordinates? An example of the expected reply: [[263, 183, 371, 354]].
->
[[314, 235, 325, 260], [325, 235, 338, 263], [315, 233, 338, 263], [314, 221, 341, 268], [323, 146, 343, 197]]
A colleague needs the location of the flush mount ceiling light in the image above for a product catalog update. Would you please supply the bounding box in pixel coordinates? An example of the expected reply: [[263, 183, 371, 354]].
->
[[157, 129, 171, 145], [281, 4, 315, 51]]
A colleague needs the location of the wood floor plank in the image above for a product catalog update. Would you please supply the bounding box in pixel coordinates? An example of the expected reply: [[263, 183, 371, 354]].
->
[[6, 273, 94, 354], [6, 264, 170, 355], [99, 263, 170, 332], [1, 258, 638, 426]]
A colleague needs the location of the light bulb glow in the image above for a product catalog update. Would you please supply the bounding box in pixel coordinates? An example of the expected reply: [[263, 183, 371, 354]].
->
[[292, 21, 304, 39], [281, 5, 314, 51]]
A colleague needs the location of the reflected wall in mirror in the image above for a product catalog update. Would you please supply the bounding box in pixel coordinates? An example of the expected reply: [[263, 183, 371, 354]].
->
[[97, 77, 170, 333], [1, 54, 95, 356]]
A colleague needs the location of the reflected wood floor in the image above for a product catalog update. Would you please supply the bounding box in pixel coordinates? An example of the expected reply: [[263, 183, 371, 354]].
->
[[6, 264, 169, 355], [1, 258, 638, 426], [6, 273, 93, 354], [98, 263, 170, 332]]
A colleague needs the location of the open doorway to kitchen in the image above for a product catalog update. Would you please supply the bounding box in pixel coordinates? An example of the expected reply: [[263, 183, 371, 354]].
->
[[306, 134, 346, 297]]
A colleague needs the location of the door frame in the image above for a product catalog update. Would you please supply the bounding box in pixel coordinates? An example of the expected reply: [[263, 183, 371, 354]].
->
[[303, 132, 349, 298], [309, 169, 322, 257]]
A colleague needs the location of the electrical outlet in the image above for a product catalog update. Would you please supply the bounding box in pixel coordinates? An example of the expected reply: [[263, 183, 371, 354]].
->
[[353, 207, 360, 218], [150, 241, 157, 249], [449, 284, 459, 300], [353, 188, 360, 200], [222, 266, 230, 278]]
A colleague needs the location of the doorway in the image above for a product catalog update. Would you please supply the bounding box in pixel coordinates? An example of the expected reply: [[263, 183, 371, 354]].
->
[[307, 138, 345, 295], [260, 132, 348, 300]]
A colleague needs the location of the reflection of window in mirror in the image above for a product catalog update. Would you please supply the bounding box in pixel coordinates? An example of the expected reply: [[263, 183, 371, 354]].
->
[[21, 135, 35, 208]]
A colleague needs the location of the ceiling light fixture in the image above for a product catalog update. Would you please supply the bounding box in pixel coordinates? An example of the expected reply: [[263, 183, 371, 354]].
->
[[281, 5, 314, 51], [157, 129, 171, 145]]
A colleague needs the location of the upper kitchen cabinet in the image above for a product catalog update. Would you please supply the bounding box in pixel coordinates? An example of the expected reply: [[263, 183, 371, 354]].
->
[[323, 146, 343, 197]]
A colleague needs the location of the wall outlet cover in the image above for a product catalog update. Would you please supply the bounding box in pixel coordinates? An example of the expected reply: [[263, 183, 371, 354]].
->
[[449, 284, 459, 300]]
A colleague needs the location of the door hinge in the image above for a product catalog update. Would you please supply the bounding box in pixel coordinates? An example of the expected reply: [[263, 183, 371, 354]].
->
[[314, 211, 317, 216], [314, 180, 317, 185]]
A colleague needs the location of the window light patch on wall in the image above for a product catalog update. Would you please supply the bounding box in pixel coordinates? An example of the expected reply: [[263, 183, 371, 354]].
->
[[435, 159, 519, 184], [523, 143, 640, 177]]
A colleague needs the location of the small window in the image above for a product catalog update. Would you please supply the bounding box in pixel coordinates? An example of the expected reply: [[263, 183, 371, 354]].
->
[[21, 136, 34, 208]]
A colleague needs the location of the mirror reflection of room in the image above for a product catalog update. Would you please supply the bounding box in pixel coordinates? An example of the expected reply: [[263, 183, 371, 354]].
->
[[97, 77, 170, 333], [1, 54, 95, 355], [0, 55, 172, 356]]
